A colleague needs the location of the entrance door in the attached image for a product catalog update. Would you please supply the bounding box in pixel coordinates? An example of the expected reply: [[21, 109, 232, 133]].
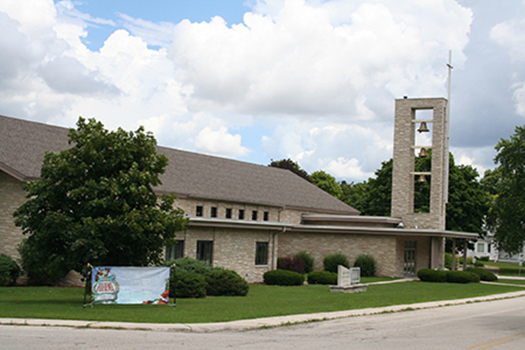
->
[[404, 240, 417, 275]]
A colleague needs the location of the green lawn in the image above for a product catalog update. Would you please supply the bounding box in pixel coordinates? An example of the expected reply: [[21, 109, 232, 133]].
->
[[483, 261, 525, 276], [0, 281, 521, 324], [497, 279, 525, 285]]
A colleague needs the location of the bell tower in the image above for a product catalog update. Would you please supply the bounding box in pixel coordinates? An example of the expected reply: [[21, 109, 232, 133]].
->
[[391, 97, 449, 229]]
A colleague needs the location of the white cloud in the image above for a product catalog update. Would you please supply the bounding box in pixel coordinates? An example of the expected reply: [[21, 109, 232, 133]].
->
[[0, 0, 482, 181], [490, 18, 525, 62], [169, 0, 472, 119], [118, 13, 175, 48], [195, 126, 252, 157]]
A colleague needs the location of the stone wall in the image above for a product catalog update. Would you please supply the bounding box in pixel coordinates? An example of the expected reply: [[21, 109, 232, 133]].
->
[[0, 171, 26, 261], [174, 197, 303, 224], [173, 227, 275, 283], [277, 232, 399, 277]]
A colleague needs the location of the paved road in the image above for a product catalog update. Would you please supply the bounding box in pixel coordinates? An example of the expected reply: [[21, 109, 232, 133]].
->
[[2, 296, 525, 349]]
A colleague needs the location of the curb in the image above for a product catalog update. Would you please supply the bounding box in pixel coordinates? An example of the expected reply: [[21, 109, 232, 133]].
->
[[2, 290, 525, 333]]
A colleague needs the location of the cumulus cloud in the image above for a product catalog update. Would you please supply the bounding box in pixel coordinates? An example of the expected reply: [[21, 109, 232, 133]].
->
[[0, 0, 495, 182], [169, 0, 471, 119]]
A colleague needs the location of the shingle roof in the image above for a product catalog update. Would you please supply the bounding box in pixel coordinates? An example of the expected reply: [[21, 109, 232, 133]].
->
[[0, 114, 358, 215]]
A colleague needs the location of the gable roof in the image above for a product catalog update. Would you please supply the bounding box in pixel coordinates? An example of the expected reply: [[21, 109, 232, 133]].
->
[[0, 114, 358, 215]]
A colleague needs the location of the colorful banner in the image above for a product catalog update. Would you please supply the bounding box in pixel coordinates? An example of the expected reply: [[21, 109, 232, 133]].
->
[[91, 266, 170, 305]]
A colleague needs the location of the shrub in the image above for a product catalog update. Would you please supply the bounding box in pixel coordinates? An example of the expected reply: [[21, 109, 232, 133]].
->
[[263, 269, 305, 286], [0, 254, 20, 286], [446, 270, 480, 284], [307, 270, 337, 285], [444, 253, 459, 270], [294, 251, 314, 274], [466, 267, 498, 282], [417, 268, 447, 282], [173, 270, 207, 298], [205, 269, 249, 296], [165, 257, 215, 274], [163, 257, 218, 297], [477, 256, 490, 262], [323, 253, 350, 273], [278, 256, 305, 274], [353, 254, 377, 277]]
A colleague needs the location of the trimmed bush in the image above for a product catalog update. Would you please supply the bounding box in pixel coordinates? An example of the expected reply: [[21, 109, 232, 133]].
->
[[294, 251, 314, 274], [0, 254, 20, 286], [205, 269, 249, 296], [278, 256, 305, 274], [307, 270, 337, 285], [323, 253, 350, 273], [173, 270, 207, 298], [417, 268, 447, 282], [446, 270, 480, 284], [353, 254, 377, 277], [163, 257, 217, 297], [263, 269, 305, 286], [165, 257, 215, 274], [466, 267, 498, 282]]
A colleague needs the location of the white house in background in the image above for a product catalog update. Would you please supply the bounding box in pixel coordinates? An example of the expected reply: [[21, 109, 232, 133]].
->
[[467, 233, 525, 263]]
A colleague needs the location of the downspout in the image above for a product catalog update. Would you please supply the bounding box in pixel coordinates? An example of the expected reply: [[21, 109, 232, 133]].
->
[[272, 226, 287, 270]]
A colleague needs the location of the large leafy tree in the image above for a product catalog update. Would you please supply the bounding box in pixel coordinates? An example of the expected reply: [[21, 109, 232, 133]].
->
[[486, 125, 525, 255], [14, 118, 187, 284], [310, 170, 343, 200], [340, 153, 490, 236]]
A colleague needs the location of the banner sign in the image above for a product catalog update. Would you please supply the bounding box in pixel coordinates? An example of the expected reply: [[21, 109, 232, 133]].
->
[[91, 266, 170, 305]]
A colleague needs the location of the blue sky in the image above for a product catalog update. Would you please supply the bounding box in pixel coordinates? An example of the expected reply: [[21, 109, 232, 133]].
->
[[1, 0, 525, 182], [75, 0, 250, 50]]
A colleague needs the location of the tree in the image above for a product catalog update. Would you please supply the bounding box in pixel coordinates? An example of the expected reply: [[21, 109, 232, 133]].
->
[[340, 153, 490, 238], [14, 118, 187, 284], [269, 158, 311, 182], [486, 125, 525, 255], [310, 170, 343, 200]]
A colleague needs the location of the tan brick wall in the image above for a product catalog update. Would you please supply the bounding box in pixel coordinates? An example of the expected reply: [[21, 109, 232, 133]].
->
[[175, 197, 306, 224], [170, 227, 276, 283], [0, 171, 26, 261], [277, 232, 399, 277]]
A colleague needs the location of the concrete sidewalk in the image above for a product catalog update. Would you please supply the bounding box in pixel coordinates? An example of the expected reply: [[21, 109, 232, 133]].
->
[[2, 288, 525, 333]]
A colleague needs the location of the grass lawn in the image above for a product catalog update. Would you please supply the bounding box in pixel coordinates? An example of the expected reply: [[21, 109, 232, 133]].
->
[[0, 281, 522, 324], [483, 261, 525, 276], [497, 279, 525, 285]]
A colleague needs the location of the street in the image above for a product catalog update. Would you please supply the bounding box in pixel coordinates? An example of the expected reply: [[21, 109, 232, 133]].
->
[[1, 296, 525, 349]]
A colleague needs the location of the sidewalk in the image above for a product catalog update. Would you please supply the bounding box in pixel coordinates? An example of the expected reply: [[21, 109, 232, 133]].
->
[[2, 283, 525, 333]]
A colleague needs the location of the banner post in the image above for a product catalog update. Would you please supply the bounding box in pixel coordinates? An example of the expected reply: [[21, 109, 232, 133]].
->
[[83, 263, 94, 308], [172, 263, 176, 307]]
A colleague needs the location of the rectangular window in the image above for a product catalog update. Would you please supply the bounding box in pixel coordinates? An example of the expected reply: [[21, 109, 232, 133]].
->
[[165, 240, 184, 261], [263, 211, 269, 221], [255, 242, 269, 265], [210, 207, 217, 218], [477, 243, 485, 253], [225, 208, 232, 219], [196, 241, 213, 265], [196, 205, 203, 217], [239, 209, 245, 220], [404, 240, 417, 275], [252, 210, 258, 221]]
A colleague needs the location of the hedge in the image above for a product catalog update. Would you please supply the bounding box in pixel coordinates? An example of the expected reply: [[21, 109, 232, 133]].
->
[[307, 270, 337, 285], [263, 269, 305, 286]]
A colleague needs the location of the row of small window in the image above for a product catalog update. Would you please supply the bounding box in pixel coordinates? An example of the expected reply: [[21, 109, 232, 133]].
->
[[196, 206, 269, 221], [166, 240, 269, 266]]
